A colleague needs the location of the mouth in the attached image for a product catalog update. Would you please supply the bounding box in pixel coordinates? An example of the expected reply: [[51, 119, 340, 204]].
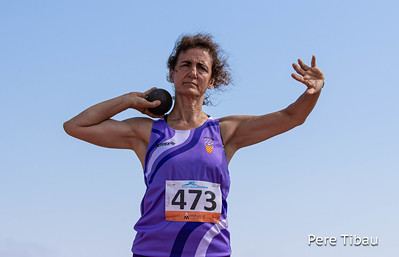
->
[[183, 82, 198, 87]]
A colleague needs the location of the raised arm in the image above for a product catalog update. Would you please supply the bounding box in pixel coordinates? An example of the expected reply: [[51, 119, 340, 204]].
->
[[220, 56, 325, 163], [63, 88, 162, 165]]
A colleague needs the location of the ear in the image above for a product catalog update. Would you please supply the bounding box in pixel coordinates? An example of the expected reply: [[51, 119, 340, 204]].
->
[[169, 69, 174, 83], [207, 79, 215, 89]]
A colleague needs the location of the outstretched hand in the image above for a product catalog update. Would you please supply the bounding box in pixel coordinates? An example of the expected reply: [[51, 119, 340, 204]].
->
[[291, 55, 325, 95]]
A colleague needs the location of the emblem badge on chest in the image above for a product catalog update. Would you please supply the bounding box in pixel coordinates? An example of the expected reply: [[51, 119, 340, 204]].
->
[[204, 137, 214, 154]]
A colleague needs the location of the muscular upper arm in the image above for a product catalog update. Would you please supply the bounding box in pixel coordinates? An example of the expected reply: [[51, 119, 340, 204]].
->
[[220, 110, 301, 162], [64, 117, 153, 154]]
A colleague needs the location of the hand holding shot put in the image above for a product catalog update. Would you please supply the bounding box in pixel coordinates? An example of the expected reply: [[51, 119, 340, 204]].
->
[[64, 33, 325, 256], [130, 87, 166, 117], [145, 88, 173, 116]]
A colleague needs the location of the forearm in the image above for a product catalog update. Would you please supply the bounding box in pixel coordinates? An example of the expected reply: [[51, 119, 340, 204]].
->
[[65, 93, 135, 128], [284, 90, 321, 125]]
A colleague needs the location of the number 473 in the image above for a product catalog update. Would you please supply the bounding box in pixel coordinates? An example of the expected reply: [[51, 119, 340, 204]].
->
[[171, 189, 217, 211]]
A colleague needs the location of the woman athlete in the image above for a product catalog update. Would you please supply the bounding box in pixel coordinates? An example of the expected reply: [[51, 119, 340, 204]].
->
[[64, 33, 325, 257]]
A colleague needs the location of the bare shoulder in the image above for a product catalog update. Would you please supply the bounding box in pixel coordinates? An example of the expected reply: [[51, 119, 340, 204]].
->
[[219, 114, 270, 162], [219, 115, 249, 162], [219, 115, 250, 142], [124, 116, 155, 127], [123, 117, 155, 144], [219, 115, 249, 124], [122, 117, 157, 165]]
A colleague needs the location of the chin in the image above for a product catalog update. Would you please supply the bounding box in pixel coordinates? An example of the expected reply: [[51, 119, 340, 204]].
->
[[176, 86, 198, 95]]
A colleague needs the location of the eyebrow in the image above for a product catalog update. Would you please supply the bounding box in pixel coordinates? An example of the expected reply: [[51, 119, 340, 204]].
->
[[180, 60, 209, 67]]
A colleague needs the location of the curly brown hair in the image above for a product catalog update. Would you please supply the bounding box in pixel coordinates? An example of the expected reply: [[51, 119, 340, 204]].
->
[[167, 33, 232, 90]]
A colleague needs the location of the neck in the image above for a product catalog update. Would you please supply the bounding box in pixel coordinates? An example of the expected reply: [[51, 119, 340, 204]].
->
[[167, 94, 208, 130]]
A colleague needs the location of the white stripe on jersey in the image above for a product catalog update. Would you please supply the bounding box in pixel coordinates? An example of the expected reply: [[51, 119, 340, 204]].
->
[[194, 219, 228, 257], [145, 130, 191, 179]]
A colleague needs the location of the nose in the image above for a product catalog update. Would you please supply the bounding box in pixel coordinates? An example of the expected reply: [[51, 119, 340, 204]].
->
[[188, 66, 198, 78]]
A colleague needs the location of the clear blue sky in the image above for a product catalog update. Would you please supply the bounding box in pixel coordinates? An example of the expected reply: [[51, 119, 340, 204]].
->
[[1, 0, 398, 256]]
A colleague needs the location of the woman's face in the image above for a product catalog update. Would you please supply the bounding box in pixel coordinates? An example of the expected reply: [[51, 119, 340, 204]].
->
[[170, 47, 214, 99]]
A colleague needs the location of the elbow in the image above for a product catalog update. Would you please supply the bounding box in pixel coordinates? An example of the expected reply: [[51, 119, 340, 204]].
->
[[283, 110, 307, 127], [293, 117, 306, 127]]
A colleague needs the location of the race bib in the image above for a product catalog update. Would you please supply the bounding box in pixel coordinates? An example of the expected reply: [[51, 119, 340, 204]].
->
[[165, 180, 222, 223]]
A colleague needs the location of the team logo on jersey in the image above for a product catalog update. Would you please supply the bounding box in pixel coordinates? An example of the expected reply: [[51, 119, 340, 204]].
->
[[204, 137, 214, 154], [156, 141, 176, 147]]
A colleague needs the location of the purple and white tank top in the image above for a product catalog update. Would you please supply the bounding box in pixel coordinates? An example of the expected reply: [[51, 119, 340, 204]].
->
[[132, 117, 231, 257]]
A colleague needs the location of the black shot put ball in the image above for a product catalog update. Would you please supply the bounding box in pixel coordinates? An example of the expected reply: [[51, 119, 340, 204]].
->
[[146, 88, 173, 116]]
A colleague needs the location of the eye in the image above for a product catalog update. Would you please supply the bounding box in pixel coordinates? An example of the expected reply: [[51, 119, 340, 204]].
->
[[199, 65, 208, 72], [180, 62, 190, 67]]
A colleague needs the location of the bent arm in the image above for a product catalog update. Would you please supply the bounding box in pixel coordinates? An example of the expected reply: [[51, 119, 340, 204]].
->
[[63, 89, 162, 164], [221, 90, 320, 161], [220, 56, 324, 163]]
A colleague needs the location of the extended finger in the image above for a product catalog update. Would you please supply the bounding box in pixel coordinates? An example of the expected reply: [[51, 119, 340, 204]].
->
[[292, 63, 306, 76], [311, 55, 316, 67], [298, 59, 310, 71], [291, 73, 305, 83]]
